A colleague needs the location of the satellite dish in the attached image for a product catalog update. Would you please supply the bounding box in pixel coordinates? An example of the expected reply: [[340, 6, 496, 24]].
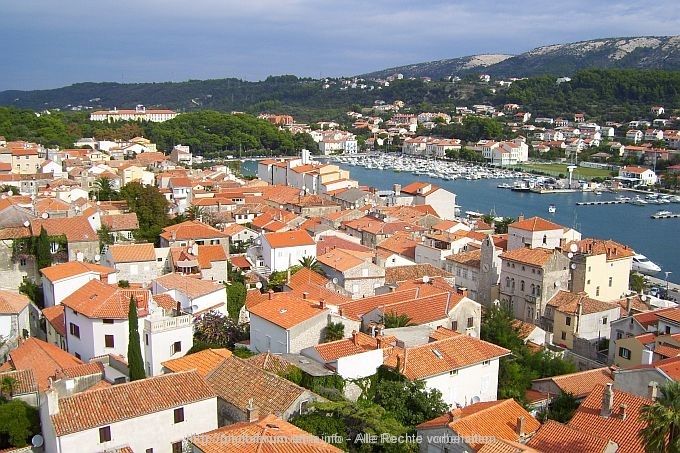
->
[[31, 435, 44, 448], [422, 275, 430, 284], [94, 254, 101, 262], [567, 252, 573, 259], [571, 263, 577, 270], [255, 282, 262, 289], [41, 212, 49, 219], [555, 281, 561, 288], [332, 277, 338, 284], [191, 305, 199, 312], [569, 243, 578, 253], [471, 396, 481, 404]]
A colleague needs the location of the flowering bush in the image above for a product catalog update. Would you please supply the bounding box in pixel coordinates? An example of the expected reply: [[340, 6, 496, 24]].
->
[[194, 311, 249, 349]]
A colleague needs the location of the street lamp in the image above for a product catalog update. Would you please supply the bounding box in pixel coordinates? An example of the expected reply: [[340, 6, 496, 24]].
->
[[665, 271, 672, 292]]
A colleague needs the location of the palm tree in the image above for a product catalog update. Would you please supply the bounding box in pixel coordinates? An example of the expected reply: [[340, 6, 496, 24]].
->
[[94, 177, 115, 201], [630, 272, 649, 294], [185, 205, 205, 222], [0, 376, 17, 400], [639, 381, 680, 452], [381, 312, 414, 328], [299, 256, 324, 275], [323, 322, 345, 343]]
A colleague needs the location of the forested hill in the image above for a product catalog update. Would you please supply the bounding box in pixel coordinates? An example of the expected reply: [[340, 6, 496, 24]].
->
[[2, 35, 680, 116]]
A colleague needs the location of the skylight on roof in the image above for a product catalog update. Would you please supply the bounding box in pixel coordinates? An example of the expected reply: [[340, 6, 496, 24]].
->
[[432, 349, 443, 359]]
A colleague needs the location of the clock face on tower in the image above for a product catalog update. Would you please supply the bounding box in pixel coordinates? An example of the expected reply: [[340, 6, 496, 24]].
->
[[482, 263, 490, 273]]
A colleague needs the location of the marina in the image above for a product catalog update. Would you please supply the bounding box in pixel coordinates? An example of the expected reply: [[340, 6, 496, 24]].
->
[[242, 157, 680, 284]]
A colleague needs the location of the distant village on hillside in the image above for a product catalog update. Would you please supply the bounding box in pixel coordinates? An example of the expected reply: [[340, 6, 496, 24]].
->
[[0, 94, 679, 452]]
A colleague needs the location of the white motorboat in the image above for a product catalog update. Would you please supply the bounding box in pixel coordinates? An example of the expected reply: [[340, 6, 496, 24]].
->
[[548, 204, 556, 214], [631, 254, 662, 276]]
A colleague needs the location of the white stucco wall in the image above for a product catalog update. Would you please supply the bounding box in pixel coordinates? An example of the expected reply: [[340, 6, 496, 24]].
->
[[423, 359, 500, 408], [51, 397, 217, 453]]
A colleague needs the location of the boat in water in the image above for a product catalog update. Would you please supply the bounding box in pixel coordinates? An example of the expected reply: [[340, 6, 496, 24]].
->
[[548, 204, 556, 214], [653, 210, 673, 217], [630, 196, 648, 206], [632, 254, 662, 276]]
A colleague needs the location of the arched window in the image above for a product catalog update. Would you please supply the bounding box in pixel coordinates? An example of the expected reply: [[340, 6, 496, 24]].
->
[[520, 280, 525, 291], [506, 277, 510, 287], [531, 284, 536, 295], [543, 234, 547, 245]]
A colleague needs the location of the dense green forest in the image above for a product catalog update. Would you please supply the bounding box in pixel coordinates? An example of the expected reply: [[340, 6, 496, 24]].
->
[[0, 108, 318, 157], [500, 69, 680, 121]]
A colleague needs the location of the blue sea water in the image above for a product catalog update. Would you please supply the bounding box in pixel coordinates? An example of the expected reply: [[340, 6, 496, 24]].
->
[[241, 160, 680, 284]]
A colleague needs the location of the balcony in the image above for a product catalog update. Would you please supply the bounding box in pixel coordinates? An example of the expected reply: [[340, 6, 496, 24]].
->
[[144, 314, 192, 333], [525, 295, 541, 304]]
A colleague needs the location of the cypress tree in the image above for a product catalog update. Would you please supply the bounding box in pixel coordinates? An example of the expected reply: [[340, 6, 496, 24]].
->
[[34, 226, 52, 270], [127, 296, 145, 381]]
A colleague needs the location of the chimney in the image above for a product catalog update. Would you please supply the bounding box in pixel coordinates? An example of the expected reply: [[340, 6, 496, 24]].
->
[[601, 383, 614, 417], [268, 290, 274, 300], [641, 349, 653, 365], [619, 404, 627, 420], [352, 330, 359, 345], [302, 292, 308, 300], [457, 287, 468, 298], [648, 381, 659, 401], [45, 386, 59, 415], [626, 296, 633, 315], [516, 416, 526, 438], [319, 298, 326, 309], [376, 335, 383, 349], [518, 215, 524, 222], [246, 399, 259, 422]]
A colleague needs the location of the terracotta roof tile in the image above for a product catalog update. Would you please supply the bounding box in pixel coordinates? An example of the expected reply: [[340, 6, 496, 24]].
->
[[313, 332, 388, 361], [571, 238, 635, 260], [42, 305, 66, 337], [568, 384, 651, 453], [40, 261, 116, 282], [51, 370, 215, 436], [108, 243, 157, 263], [478, 439, 543, 453], [510, 216, 564, 232], [288, 267, 329, 288], [384, 264, 452, 283], [0, 369, 38, 395], [8, 338, 83, 391], [152, 293, 178, 312], [61, 280, 150, 319], [385, 335, 510, 380], [500, 247, 558, 267], [192, 413, 342, 452], [247, 293, 327, 329], [532, 367, 613, 399], [546, 291, 619, 315], [31, 216, 98, 242], [338, 288, 419, 321], [101, 213, 139, 231], [0, 290, 29, 314], [263, 229, 315, 248], [316, 248, 366, 272], [527, 419, 615, 453], [162, 348, 232, 377], [160, 220, 228, 241], [154, 273, 225, 299], [205, 356, 313, 418], [229, 255, 252, 270], [418, 400, 540, 450], [246, 352, 294, 375]]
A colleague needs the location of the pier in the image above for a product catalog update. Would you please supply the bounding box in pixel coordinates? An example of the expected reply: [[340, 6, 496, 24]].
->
[[576, 201, 628, 206]]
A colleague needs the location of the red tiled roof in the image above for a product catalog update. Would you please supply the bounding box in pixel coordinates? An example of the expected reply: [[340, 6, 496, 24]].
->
[[527, 419, 615, 453], [247, 293, 327, 329], [40, 261, 116, 282], [154, 273, 225, 299], [568, 384, 651, 453], [263, 229, 315, 248], [510, 216, 564, 232], [108, 243, 157, 263], [0, 290, 29, 314], [192, 414, 342, 452], [160, 220, 228, 241], [162, 348, 232, 377], [60, 280, 149, 319], [532, 367, 613, 399], [385, 335, 510, 380], [42, 305, 66, 337], [500, 247, 558, 267], [51, 371, 215, 436], [8, 338, 83, 391]]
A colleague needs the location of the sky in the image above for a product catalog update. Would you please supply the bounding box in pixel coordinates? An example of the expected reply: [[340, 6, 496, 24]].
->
[[2, 0, 680, 92]]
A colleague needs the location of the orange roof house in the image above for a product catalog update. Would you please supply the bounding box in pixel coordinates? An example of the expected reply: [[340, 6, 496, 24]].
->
[[417, 399, 540, 451]]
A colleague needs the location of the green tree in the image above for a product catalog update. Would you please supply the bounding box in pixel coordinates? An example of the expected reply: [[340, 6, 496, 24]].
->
[[127, 296, 146, 381], [630, 272, 649, 294], [185, 205, 205, 222], [538, 392, 579, 423], [0, 377, 17, 400], [120, 182, 170, 244], [226, 281, 246, 320], [381, 312, 414, 328], [193, 311, 249, 349], [323, 322, 345, 343], [18, 278, 44, 309], [372, 379, 448, 427], [0, 399, 40, 448], [298, 256, 324, 275], [639, 381, 680, 453], [33, 226, 52, 270], [94, 176, 117, 201]]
